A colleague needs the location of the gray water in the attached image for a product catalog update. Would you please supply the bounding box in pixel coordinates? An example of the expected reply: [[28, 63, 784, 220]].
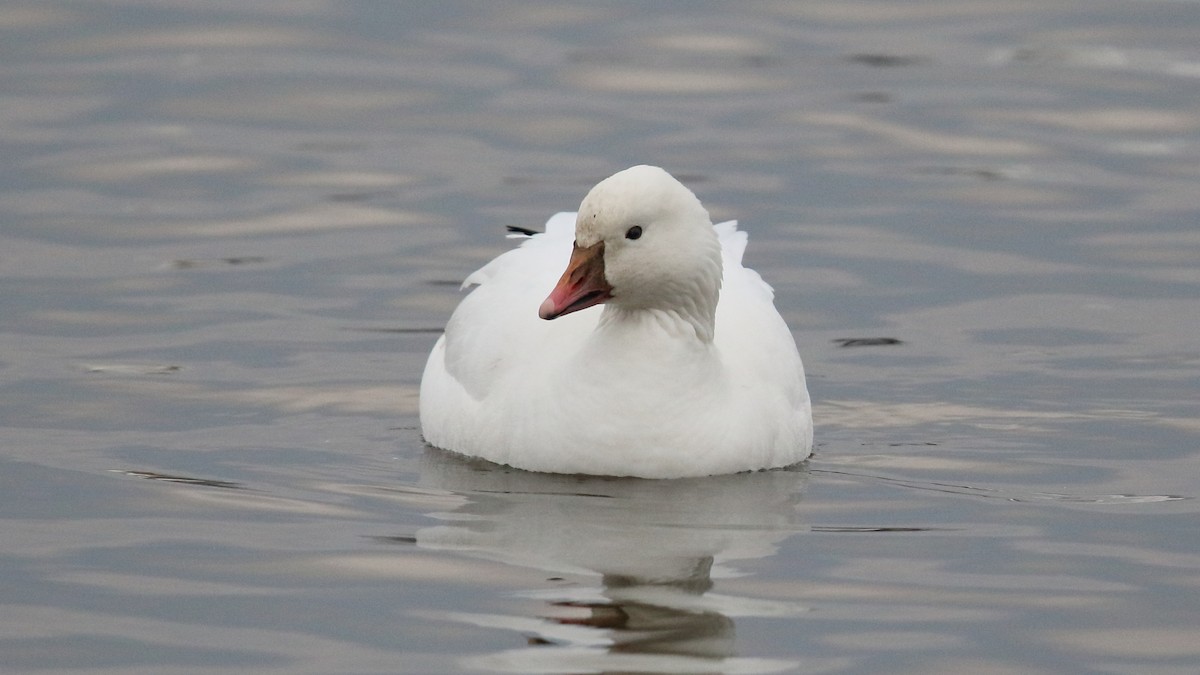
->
[[2, 2, 1199, 673]]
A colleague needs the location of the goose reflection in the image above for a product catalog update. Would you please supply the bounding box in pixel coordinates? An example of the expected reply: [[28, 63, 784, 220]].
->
[[415, 449, 809, 674]]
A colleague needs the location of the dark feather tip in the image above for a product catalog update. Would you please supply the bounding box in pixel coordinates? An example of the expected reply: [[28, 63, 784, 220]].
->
[[506, 225, 541, 236]]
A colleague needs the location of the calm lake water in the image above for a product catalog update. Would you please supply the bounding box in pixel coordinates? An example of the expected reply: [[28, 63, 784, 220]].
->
[[2, 1, 1199, 673]]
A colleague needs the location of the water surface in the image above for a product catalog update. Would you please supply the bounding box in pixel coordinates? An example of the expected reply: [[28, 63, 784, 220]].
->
[[1, 1, 1198, 673]]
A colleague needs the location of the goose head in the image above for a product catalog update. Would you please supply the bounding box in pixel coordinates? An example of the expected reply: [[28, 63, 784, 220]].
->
[[539, 166, 722, 335]]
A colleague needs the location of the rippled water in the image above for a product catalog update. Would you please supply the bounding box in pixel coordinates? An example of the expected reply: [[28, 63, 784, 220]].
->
[[2, 2, 1199, 673]]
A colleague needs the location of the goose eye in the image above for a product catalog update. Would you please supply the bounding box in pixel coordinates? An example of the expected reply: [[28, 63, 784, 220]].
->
[[625, 225, 643, 240]]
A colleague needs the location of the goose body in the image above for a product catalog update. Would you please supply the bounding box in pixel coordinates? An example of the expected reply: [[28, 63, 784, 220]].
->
[[419, 165, 812, 478]]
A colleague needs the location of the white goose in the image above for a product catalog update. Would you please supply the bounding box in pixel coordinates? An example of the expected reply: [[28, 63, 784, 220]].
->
[[420, 165, 812, 478]]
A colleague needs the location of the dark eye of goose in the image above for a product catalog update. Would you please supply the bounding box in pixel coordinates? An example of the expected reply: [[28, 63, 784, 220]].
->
[[625, 225, 643, 240]]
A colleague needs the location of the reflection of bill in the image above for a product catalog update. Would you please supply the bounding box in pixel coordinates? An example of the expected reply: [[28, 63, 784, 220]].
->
[[415, 449, 810, 673]]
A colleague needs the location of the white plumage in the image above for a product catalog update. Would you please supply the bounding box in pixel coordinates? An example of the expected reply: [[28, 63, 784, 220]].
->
[[420, 165, 812, 478]]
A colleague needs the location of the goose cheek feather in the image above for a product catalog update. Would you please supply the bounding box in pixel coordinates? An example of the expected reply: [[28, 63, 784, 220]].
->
[[538, 240, 614, 320]]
